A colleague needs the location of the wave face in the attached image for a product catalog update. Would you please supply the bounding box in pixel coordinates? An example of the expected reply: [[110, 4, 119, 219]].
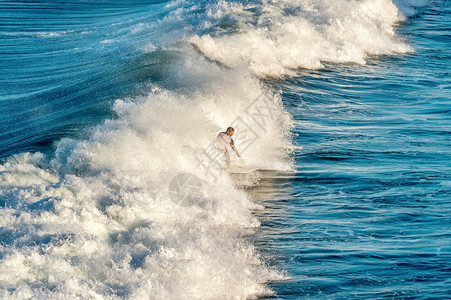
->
[[0, 0, 426, 298]]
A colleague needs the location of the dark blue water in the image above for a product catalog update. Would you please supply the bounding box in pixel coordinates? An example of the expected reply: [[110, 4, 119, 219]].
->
[[0, 0, 449, 298], [254, 3, 451, 298]]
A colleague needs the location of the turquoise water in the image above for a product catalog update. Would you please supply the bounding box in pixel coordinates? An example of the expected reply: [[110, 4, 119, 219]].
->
[[0, 0, 449, 298]]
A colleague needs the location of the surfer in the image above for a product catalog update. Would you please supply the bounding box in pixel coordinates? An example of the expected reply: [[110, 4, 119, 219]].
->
[[216, 127, 240, 165]]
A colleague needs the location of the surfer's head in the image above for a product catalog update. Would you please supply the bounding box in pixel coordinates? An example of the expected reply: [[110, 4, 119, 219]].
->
[[226, 127, 235, 136]]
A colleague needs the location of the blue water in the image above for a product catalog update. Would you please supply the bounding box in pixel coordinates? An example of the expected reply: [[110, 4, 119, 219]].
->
[[0, 1, 171, 157], [0, 0, 450, 299], [254, 3, 451, 298]]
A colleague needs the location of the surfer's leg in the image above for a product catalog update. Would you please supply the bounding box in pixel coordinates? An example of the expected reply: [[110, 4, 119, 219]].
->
[[224, 147, 230, 165]]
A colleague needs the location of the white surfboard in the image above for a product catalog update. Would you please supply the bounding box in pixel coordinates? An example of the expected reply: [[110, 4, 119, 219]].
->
[[227, 166, 259, 174], [274, 145, 303, 151]]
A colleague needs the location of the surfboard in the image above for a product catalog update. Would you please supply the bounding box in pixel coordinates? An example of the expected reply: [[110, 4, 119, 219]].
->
[[274, 145, 303, 151], [227, 166, 259, 174]]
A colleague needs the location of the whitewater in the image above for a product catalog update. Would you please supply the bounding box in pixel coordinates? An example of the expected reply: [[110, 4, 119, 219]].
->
[[1, 0, 448, 299]]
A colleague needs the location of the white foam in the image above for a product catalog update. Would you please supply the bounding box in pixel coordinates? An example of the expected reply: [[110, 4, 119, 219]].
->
[[190, 0, 416, 78], [0, 152, 58, 187], [0, 46, 290, 298]]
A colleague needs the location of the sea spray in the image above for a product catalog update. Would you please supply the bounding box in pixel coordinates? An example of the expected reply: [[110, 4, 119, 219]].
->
[[190, 0, 416, 77], [0, 46, 291, 298]]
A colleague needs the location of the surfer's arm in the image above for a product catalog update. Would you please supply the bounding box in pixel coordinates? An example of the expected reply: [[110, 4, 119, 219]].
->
[[231, 144, 240, 158]]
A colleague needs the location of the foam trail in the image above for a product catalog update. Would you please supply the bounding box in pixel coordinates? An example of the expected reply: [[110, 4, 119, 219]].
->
[[0, 46, 291, 298], [190, 0, 417, 77]]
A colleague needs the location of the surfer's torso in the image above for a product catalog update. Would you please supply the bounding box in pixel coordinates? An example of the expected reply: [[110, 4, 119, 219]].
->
[[217, 131, 234, 147]]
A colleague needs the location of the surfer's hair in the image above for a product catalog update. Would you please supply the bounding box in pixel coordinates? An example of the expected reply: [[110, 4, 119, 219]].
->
[[226, 127, 235, 133]]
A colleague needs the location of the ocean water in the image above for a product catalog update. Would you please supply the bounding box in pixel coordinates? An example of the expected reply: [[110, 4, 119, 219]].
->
[[0, 0, 449, 299]]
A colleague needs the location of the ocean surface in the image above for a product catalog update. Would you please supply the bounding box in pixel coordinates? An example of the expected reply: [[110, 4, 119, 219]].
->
[[0, 0, 449, 299]]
